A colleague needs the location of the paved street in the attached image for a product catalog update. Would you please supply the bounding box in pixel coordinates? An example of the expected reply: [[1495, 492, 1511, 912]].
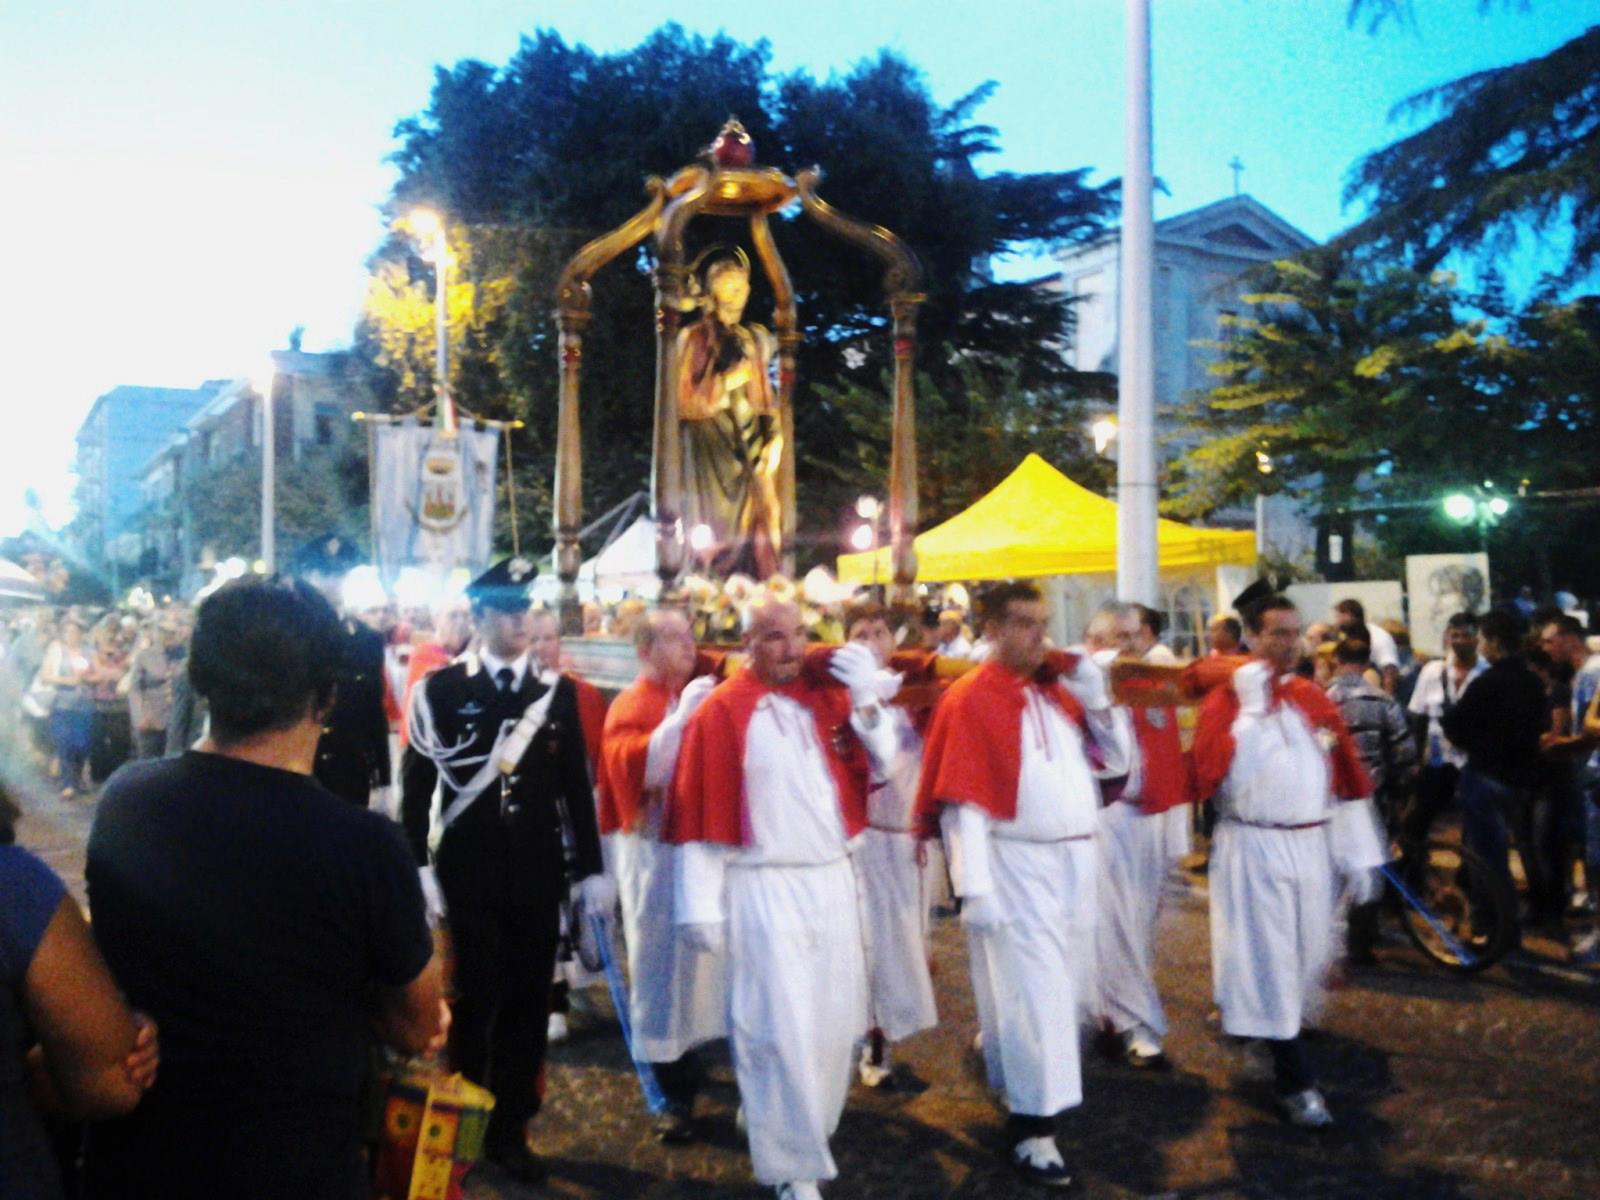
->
[[21, 796, 1599, 1200]]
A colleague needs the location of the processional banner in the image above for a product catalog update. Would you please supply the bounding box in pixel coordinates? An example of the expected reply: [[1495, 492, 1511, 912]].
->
[[373, 419, 498, 583]]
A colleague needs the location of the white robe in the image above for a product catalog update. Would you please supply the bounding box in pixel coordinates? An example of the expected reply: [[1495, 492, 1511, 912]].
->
[[1094, 697, 1186, 1040], [941, 686, 1123, 1117], [852, 706, 937, 1043], [677, 693, 868, 1185], [1209, 697, 1382, 1039], [607, 694, 728, 1064]]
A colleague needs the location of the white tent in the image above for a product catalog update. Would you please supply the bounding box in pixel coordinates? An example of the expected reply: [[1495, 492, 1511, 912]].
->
[[580, 515, 660, 601], [0, 558, 46, 604]]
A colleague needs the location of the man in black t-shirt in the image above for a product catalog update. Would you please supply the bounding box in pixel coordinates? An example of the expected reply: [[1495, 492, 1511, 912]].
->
[[85, 577, 446, 1200], [1442, 609, 1550, 932]]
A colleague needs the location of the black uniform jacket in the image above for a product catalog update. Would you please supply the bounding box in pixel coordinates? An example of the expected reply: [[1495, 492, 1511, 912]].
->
[[400, 659, 601, 910], [314, 621, 392, 805]]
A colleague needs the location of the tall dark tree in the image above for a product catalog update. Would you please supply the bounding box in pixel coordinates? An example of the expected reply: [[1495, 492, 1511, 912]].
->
[[358, 25, 1116, 560], [1166, 248, 1527, 519], [1340, 10, 1599, 285]]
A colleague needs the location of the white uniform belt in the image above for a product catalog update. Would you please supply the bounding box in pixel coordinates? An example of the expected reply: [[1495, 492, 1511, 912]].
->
[[1221, 816, 1329, 831]]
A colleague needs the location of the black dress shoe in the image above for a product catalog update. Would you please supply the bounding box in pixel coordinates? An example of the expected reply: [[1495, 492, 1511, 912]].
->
[[654, 1105, 697, 1144], [486, 1137, 548, 1183], [1009, 1143, 1082, 1191]]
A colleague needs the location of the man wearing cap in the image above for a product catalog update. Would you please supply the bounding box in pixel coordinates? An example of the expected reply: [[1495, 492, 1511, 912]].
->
[[1193, 590, 1386, 1128], [400, 559, 609, 1182]]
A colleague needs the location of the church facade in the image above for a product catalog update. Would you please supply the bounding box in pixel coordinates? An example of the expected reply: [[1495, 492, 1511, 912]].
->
[[1056, 193, 1320, 569]]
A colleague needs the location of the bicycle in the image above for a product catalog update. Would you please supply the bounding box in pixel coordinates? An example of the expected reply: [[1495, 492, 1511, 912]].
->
[[1382, 837, 1518, 972]]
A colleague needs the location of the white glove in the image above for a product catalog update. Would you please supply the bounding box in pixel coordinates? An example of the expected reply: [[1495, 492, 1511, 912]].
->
[[419, 866, 446, 926], [576, 872, 618, 917], [681, 921, 725, 955], [367, 784, 395, 817], [960, 891, 1006, 931], [829, 641, 884, 707], [675, 674, 717, 722], [1345, 865, 1385, 906], [1233, 659, 1271, 718], [872, 668, 903, 704], [1063, 653, 1110, 711]]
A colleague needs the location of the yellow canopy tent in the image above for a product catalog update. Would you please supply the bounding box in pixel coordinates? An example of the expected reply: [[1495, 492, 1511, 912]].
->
[[836, 452, 1256, 583]]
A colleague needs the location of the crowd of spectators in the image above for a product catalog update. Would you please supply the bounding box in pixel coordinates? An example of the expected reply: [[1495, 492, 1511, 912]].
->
[[1279, 596, 1600, 964]]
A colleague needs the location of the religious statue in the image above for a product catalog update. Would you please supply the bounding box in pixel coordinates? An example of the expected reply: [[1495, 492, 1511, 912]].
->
[[675, 250, 782, 578]]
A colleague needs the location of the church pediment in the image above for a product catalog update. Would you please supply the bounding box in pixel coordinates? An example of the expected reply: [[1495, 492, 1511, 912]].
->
[[1204, 222, 1273, 250], [1156, 196, 1315, 255]]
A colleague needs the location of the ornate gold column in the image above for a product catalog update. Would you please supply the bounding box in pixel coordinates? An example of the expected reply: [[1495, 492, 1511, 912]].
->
[[552, 311, 587, 633], [888, 294, 920, 603], [796, 169, 925, 604], [750, 213, 799, 579], [651, 170, 710, 596], [552, 181, 665, 632]]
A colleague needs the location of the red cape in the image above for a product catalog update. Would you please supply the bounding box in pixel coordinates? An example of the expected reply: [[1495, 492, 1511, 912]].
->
[[597, 675, 674, 836], [1192, 670, 1372, 803], [665, 666, 869, 847], [914, 657, 1090, 836], [399, 641, 455, 745], [567, 671, 610, 783], [1130, 706, 1194, 815]]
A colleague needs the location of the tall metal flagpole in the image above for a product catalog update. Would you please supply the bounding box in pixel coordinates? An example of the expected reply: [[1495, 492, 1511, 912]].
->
[[433, 223, 455, 437], [1117, 0, 1158, 605]]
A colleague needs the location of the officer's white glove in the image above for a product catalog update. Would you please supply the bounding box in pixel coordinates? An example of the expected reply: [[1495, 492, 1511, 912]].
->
[[577, 872, 618, 917], [1345, 865, 1385, 906], [829, 641, 885, 708], [1233, 659, 1272, 719], [418, 866, 446, 926], [681, 921, 725, 955], [1063, 653, 1111, 711], [675, 674, 717, 722], [872, 668, 903, 704], [960, 891, 1005, 931]]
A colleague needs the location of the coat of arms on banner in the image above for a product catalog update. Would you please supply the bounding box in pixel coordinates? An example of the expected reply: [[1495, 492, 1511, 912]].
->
[[414, 436, 468, 534], [373, 420, 500, 583]]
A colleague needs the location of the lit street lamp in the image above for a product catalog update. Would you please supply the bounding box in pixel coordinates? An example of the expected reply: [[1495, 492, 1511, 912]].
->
[[1091, 416, 1118, 457], [408, 208, 455, 435], [1442, 484, 1512, 550]]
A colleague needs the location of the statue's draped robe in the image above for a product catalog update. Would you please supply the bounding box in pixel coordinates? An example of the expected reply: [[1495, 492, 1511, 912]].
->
[[676, 317, 779, 578]]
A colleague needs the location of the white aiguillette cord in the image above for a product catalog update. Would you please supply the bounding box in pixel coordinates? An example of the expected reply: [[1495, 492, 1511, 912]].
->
[[416, 662, 562, 835]]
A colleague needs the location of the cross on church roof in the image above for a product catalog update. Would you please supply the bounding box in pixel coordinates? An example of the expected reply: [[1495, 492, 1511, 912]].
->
[[1228, 156, 1245, 197]]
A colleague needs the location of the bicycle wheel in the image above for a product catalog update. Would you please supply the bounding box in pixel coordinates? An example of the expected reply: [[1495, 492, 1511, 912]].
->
[[1393, 840, 1518, 972]]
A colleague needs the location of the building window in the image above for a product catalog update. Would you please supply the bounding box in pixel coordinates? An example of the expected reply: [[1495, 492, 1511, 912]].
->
[[314, 404, 339, 446]]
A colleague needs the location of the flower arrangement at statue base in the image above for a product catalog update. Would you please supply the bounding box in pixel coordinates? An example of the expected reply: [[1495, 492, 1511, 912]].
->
[[681, 567, 860, 645]]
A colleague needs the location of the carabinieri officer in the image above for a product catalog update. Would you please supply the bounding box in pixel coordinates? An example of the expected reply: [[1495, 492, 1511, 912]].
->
[[400, 558, 610, 1182]]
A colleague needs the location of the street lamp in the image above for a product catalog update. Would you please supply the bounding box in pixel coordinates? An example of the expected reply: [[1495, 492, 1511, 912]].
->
[[255, 362, 276, 573], [1442, 486, 1512, 550], [1091, 417, 1118, 456], [408, 208, 455, 436]]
